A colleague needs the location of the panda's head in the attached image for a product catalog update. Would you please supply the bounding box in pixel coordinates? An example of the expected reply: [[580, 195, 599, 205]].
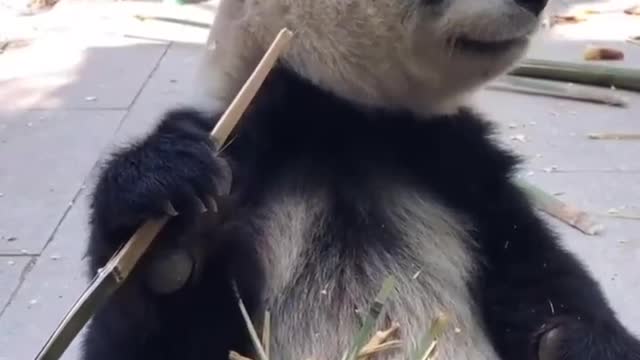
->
[[202, 0, 548, 115]]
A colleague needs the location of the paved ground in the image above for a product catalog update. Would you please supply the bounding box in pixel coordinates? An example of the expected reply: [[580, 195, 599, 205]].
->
[[1, 0, 639, 359]]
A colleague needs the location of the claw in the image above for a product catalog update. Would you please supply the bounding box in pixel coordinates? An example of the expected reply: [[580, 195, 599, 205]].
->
[[164, 201, 179, 216], [205, 195, 218, 213], [215, 158, 233, 196], [194, 197, 208, 213]]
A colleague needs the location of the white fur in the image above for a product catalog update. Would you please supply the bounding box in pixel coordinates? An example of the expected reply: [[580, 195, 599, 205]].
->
[[249, 183, 499, 359], [191, 0, 541, 117]]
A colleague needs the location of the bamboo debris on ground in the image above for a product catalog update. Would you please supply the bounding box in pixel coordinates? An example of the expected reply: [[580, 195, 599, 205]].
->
[[583, 47, 624, 61], [510, 58, 640, 92], [625, 5, 640, 15], [516, 179, 604, 236], [489, 76, 628, 106], [587, 133, 640, 140], [602, 207, 640, 221]]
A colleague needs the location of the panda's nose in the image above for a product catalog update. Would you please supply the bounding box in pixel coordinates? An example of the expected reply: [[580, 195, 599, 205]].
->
[[514, 0, 549, 15]]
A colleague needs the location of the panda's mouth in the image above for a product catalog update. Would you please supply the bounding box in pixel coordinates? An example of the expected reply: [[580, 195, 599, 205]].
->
[[452, 36, 527, 54]]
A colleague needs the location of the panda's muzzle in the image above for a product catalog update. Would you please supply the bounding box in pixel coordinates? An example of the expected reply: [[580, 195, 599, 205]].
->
[[452, 35, 528, 55], [514, 0, 549, 16]]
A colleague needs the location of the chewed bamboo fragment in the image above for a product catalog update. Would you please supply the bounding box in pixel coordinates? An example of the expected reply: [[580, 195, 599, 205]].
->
[[516, 179, 604, 236], [358, 322, 402, 359]]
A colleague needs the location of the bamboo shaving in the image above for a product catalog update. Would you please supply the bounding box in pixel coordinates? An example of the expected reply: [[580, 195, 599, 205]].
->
[[211, 29, 294, 148], [358, 323, 401, 359], [229, 322, 404, 360], [358, 341, 403, 358], [516, 180, 603, 236]]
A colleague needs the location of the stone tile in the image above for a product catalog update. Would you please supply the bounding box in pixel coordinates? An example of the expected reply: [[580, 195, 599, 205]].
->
[[81, 41, 206, 200], [110, 42, 205, 144], [0, 110, 125, 254], [0, 191, 91, 360], [0, 256, 32, 312], [525, 172, 640, 335], [475, 88, 640, 172], [0, 33, 169, 111], [0, 40, 206, 360]]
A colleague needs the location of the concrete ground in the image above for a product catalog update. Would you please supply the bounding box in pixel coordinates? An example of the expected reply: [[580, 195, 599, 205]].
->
[[0, 0, 639, 359]]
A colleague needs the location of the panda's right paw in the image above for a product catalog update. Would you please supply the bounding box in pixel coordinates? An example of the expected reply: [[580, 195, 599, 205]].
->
[[90, 108, 232, 243]]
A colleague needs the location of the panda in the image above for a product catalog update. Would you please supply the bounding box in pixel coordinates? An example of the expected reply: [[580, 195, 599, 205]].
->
[[82, 0, 640, 359]]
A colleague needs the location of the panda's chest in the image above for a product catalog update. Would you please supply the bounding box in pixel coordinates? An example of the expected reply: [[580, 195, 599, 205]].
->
[[254, 178, 476, 293], [249, 182, 496, 359]]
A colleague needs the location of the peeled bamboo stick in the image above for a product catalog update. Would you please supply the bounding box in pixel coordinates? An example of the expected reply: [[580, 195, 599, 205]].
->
[[490, 76, 628, 107], [34, 28, 293, 360]]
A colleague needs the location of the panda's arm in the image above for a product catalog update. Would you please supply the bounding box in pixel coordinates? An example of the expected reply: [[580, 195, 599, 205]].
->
[[81, 106, 266, 359], [477, 184, 640, 360]]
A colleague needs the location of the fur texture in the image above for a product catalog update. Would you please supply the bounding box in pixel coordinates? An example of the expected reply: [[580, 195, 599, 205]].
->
[[191, 0, 538, 116], [83, 0, 640, 359]]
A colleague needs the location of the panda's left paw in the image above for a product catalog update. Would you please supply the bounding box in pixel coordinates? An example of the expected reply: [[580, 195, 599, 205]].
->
[[537, 317, 640, 360]]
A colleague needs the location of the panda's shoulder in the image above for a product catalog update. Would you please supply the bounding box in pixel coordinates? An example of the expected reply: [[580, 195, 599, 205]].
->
[[233, 65, 519, 180]]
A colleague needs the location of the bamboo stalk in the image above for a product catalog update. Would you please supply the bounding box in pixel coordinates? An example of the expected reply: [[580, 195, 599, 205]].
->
[[489, 76, 628, 107], [510, 58, 640, 92], [233, 281, 270, 360], [262, 310, 271, 359], [34, 28, 293, 360], [211, 29, 293, 147]]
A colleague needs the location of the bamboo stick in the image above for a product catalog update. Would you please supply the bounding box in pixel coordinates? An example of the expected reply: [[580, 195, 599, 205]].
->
[[510, 58, 640, 92], [34, 28, 293, 360], [489, 76, 628, 107]]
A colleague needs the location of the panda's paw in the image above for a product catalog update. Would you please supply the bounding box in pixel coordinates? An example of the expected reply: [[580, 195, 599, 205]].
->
[[536, 321, 565, 360], [90, 108, 232, 242], [537, 317, 640, 360]]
